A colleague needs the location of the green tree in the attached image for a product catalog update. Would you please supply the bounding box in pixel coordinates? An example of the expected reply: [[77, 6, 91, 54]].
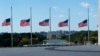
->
[[22, 37, 30, 44]]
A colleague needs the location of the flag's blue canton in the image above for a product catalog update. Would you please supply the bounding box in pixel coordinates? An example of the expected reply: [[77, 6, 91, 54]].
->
[[44, 19, 49, 22], [64, 20, 68, 23], [83, 20, 87, 23], [26, 19, 30, 22], [6, 18, 10, 22]]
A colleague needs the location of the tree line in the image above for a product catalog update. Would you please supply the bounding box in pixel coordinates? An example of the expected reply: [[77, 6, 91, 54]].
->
[[62, 30, 98, 44], [0, 30, 98, 47], [0, 32, 46, 47]]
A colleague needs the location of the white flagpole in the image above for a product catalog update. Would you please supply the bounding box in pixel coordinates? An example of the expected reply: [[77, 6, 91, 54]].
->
[[30, 7, 33, 45], [49, 8, 51, 32], [98, 0, 100, 45], [68, 8, 71, 44], [29, 0, 33, 45], [11, 6, 13, 47], [49, 8, 52, 39], [87, 8, 90, 43]]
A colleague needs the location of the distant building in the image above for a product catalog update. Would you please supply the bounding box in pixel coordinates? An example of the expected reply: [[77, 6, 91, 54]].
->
[[47, 31, 62, 39], [41, 31, 77, 39]]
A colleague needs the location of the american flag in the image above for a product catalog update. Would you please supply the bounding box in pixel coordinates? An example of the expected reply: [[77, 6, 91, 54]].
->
[[58, 20, 68, 27], [20, 19, 30, 26], [39, 19, 49, 26], [78, 19, 87, 27], [2, 18, 10, 26]]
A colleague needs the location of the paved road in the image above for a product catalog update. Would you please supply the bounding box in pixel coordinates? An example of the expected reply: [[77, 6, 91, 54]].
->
[[0, 45, 100, 56]]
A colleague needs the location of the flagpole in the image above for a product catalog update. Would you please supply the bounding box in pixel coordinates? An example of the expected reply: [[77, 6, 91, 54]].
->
[[30, 7, 33, 45], [68, 8, 71, 44], [49, 8, 51, 32], [87, 8, 90, 43], [49, 8, 51, 39], [11, 6, 13, 47], [98, 0, 100, 45]]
